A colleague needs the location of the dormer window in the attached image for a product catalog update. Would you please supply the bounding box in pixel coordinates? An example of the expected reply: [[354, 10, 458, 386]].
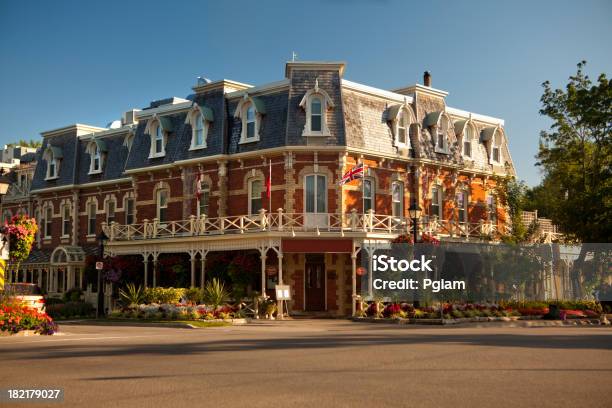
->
[[482, 127, 503, 165], [425, 111, 449, 154], [463, 125, 473, 158], [154, 125, 164, 154], [43, 145, 62, 180], [145, 115, 173, 158], [235, 94, 265, 144], [86, 139, 107, 174], [186, 103, 213, 150], [299, 79, 334, 137], [388, 103, 415, 149], [246, 105, 256, 139]]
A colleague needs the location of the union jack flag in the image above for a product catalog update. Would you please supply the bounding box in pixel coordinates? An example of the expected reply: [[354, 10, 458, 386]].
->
[[339, 163, 365, 185]]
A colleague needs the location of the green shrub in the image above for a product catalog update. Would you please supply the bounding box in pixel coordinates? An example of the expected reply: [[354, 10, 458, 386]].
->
[[119, 283, 144, 307], [202, 279, 229, 309], [46, 301, 94, 319], [451, 310, 464, 318], [62, 288, 83, 303], [143, 287, 185, 304], [184, 287, 203, 304]]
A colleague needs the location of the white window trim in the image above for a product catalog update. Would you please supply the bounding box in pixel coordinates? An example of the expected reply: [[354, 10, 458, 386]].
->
[[433, 115, 450, 154], [248, 178, 264, 215], [156, 188, 169, 221], [461, 123, 474, 159], [197, 182, 210, 217], [391, 181, 404, 218], [43, 147, 60, 180], [86, 140, 104, 175], [235, 94, 263, 144], [124, 195, 135, 225], [303, 173, 328, 214], [457, 189, 469, 223], [186, 107, 210, 150], [430, 185, 443, 219], [363, 177, 375, 213], [61, 203, 71, 238], [299, 80, 335, 137], [43, 205, 53, 239], [488, 127, 503, 165], [145, 117, 167, 158], [87, 200, 97, 237]]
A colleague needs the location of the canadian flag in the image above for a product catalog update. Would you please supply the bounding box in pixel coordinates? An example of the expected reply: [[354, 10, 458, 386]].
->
[[266, 160, 271, 199], [195, 172, 202, 201]]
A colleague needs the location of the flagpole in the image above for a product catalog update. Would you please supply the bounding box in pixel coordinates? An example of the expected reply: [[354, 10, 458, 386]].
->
[[268, 159, 272, 212]]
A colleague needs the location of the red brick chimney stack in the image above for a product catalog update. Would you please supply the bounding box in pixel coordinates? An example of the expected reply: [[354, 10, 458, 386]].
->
[[424, 71, 431, 87]]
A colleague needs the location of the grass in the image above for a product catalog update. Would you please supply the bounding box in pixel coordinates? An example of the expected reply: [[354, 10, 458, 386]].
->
[[59, 318, 232, 328]]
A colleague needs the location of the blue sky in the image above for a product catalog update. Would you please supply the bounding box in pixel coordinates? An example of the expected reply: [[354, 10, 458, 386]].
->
[[0, 0, 610, 186]]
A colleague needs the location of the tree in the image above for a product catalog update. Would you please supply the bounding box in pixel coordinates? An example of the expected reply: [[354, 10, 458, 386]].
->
[[536, 61, 611, 243]]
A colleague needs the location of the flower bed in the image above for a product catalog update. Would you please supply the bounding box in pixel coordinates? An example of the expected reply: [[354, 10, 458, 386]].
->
[[355, 300, 602, 323], [0, 302, 58, 335], [109, 303, 244, 322]]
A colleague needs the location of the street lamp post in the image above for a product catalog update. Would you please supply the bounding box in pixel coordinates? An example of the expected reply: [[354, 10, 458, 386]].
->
[[96, 231, 108, 318], [0, 168, 11, 290], [408, 200, 422, 244]]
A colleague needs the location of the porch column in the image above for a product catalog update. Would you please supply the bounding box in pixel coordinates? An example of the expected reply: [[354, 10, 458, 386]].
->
[[260, 250, 267, 296], [277, 252, 284, 320], [352, 252, 357, 316], [78, 268, 83, 289], [190, 252, 196, 288], [152, 254, 158, 288], [143, 254, 149, 289], [22, 268, 26, 283], [200, 253, 207, 289]]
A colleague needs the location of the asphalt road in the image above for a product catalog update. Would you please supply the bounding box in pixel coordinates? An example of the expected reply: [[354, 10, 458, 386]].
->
[[1, 320, 611, 408]]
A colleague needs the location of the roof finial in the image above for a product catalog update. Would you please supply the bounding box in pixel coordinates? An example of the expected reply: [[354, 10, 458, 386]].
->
[[292, 51, 298, 62]]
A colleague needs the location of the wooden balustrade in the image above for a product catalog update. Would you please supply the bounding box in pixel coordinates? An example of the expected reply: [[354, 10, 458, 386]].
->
[[101, 209, 508, 242]]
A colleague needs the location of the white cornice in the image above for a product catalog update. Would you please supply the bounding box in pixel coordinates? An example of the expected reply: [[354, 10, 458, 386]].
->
[[341, 79, 413, 103], [285, 61, 346, 78], [135, 102, 193, 119], [226, 79, 290, 99], [41, 123, 107, 138], [392, 84, 449, 99], [192, 79, 253, 94], [30, 177, 132, 194], [446, 107, 504, 126]]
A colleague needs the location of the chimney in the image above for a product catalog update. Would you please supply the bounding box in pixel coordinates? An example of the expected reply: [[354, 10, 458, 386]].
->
[[423, 71, 431, 87]]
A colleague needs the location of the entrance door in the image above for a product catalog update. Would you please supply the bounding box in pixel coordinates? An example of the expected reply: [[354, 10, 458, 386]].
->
[[304, 174, 328, 229], [305, 254, 325, 311]]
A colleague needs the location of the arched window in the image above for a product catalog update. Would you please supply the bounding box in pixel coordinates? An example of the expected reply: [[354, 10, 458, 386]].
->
[[157, 188, 169, 222], [2, 209, 12, 224], [363, 178, 375, 213], [198, 182, 210, 216], [61, 203, 71, 237], [87, 200, 97, 235], [194, 114, 204, 146], [92, 144, 101, 171], [456, 190, 468, 223], [491, 132, 502, 164], [463, 126, 473, 158], [186, 104, 213, 149], [124, 196, 135, 225], [246, 105, 256, 140], [436, 116, 449, 153], [106, 197, 116, 224], [154, 124, 164, 154], [392, 181, 404, 218], [429, 185, 442, 219], [43, 146, 62, 180], [397, 113, 409, 146], [299, 81, 334, 137], [248, 179, 263, 215], [44, 206, 53, 238], [310, 97, 322, 132], [487, 194, 497, 224]]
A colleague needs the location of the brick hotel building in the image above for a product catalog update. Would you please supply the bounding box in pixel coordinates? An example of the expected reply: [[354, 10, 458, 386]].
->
[[1, 61, 516, 315]]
